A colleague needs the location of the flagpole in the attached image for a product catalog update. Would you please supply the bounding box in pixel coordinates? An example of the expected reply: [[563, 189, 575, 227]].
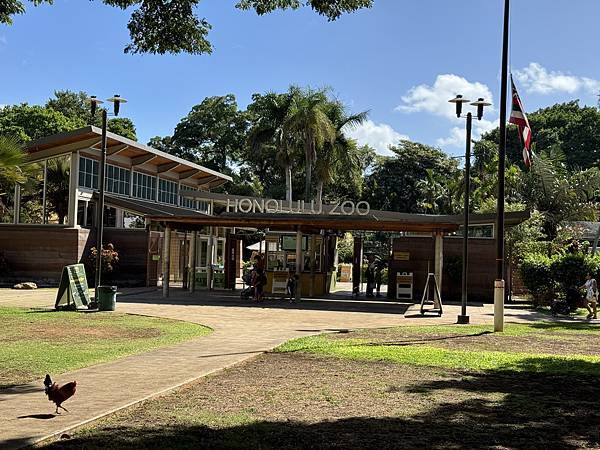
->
[[495, 0, 510, 332]]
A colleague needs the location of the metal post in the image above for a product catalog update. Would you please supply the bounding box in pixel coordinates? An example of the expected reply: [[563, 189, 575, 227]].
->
[[163, 224, 171, 298], [13, 184, 20, 224], [495, 0, 510, 332], [295, 229, 302, 302], [458, 113, 472, 324], [434, 232, 443, 310], [94, 110, 108, 299]]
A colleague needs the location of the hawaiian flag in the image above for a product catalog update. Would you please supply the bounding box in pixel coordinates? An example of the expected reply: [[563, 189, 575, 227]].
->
[[509, 75, 533, 168]]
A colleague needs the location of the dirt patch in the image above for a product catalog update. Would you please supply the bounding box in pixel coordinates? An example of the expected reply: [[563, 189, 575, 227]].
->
[[329, 328, 600, 357], [1, 323, 162, 343], [45, 353, 600, 450]]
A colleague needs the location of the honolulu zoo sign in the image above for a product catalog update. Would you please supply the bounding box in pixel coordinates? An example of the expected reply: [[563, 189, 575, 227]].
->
[[226, 198, 371, 216]]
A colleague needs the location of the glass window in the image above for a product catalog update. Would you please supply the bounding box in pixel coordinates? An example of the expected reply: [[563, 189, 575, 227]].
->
[[79, 156, 99, 190], [158, 178, 178, 205], [179, 186, 196, 209], [132, 171, 157, 201], [452, 224, 494, 239], [103, 206, 116, 228], [106, 164, 130, 196]]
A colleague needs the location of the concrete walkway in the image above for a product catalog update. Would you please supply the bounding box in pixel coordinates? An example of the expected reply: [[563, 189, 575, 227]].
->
[[0, 288, 546, 449]]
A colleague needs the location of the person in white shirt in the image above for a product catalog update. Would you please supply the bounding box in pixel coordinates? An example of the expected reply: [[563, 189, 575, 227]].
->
[[580, 273, 598, 320]]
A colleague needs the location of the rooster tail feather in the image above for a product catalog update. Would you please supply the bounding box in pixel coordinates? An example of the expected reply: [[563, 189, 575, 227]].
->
[[44, 374, 52, 395]]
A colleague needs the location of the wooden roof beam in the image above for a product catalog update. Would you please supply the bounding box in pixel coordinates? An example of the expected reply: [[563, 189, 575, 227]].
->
[[157, 162, 180, 173], [178, 169, 197, 180], [107, 144, 129, 156], [131, 154, 158, 166]]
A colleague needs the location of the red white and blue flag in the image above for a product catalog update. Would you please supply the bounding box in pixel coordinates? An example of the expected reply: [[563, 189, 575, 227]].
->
[[509, 76, 533, 168]]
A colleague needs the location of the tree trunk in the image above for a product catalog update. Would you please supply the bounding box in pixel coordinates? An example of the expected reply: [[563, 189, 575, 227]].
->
[[305, 142, 312, 202], [285, 165, 293, 203], [316, 180, 324, 206]]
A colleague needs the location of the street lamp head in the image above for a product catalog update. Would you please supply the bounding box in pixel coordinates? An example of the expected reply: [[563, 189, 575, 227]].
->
[[448, 94, 471, 118], [87, 96, 104, 117], [470, 98, 492, 120], [107, 95, 127, 117]]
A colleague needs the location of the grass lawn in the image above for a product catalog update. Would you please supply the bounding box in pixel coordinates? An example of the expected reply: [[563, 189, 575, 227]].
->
[[41, 321, 600, 450], [0, 307, 211, 388]]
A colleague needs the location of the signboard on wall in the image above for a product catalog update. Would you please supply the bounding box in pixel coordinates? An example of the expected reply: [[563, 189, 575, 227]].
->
[[55, 264, 90, 309], [393, 251, 410, 261]]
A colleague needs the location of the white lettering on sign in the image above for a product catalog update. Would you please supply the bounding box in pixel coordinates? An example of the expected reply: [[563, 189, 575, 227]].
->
[[226, 198, 370, 216]]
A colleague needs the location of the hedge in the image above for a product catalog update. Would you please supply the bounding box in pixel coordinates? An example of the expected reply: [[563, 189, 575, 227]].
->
[[520, 253, 600, 306]]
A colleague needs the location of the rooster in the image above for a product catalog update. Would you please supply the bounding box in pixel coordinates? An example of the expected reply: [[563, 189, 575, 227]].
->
[[43, 374, 77, 414]]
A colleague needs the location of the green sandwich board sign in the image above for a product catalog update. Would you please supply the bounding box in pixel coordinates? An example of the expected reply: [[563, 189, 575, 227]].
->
[[55, 264, 90, 310]]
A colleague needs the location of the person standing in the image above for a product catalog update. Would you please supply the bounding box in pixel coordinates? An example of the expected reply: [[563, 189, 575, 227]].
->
[[365, 255, 376, 298], [580, 273, 598, 319]]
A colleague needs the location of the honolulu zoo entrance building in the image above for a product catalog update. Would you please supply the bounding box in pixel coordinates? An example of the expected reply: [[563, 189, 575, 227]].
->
[[0, 127, 528, 302]]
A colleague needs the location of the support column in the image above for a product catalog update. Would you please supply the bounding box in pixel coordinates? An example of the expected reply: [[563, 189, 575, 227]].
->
[[188, 231, 197, 293], [13, 184, 20, 224], [42, 159, 48, 224], [207, 227, 214, 290], [295, 229, 302, 302], [309, 234, 316, 297], [162, 225, 171, 298], [352, 236, 363, 296], [67, 151, 80, 227], [434, 232, 443, 309]]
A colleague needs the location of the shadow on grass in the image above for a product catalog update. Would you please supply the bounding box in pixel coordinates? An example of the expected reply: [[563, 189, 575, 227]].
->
[[42, 377, 600, 450], [362, 331, 493, 347]]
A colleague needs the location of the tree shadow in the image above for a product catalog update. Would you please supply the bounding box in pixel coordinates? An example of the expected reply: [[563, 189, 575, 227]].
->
[[41, 362, 600, 450]]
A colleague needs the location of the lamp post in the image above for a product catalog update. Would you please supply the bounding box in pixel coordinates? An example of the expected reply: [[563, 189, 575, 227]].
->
[[87, 95, 127, 300], [449, 95, 491, 325]]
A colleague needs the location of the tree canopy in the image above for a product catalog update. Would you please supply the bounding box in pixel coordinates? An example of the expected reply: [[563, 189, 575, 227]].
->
[[1, 0, 373, 54]]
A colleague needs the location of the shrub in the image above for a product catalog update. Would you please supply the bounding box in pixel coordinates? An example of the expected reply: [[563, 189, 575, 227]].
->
[[520, 254, 556, 306], [520, 252, 600, 306], [88, 243, 119, 277]]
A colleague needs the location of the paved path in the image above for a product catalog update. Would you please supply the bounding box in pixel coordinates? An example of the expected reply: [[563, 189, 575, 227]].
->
[[0, 288, 546, 449]]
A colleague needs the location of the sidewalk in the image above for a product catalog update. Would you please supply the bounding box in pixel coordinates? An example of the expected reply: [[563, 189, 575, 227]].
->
[[0, 288, 546, 449]]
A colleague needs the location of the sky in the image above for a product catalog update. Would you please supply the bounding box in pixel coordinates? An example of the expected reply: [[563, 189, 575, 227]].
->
[[1, 0, 599, 157]]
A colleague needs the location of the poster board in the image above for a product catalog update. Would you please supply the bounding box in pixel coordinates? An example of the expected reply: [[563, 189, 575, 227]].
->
[[271, 271, 289, 294], [55, 264, 90, 309], [393, 251, 410, 261]]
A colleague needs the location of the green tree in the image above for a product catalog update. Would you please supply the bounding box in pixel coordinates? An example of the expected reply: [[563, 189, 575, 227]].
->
[[477, 101, 600, 171], [46, 90, 137, 140], [314, 100, 368, 205], [363, 140, 458, 213], [2, 0, 372, 54], [0, 135, 26, 221], [169, 94, 249, 174], [246, 89, 299, 202], [0, 104, 80, 141], [284, 88, 335, 202], [415, 168, 446, 214]]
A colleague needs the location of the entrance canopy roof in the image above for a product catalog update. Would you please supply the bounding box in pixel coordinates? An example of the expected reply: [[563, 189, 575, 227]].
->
[[148, 192, 530, 233], [24, 126, 232, 190]]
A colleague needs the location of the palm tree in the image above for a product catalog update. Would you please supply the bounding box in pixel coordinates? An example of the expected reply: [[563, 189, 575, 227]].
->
[[247, 89, 299, 202], [0, 135, 26, 220], [314, 101, 368, 205], [46, 156, 70, 224], [284, 88, 336, 202], [416, 168, 446, 214]]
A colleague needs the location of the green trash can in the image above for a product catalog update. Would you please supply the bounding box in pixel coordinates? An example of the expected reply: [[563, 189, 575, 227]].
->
[[97, 285, 117, 311]]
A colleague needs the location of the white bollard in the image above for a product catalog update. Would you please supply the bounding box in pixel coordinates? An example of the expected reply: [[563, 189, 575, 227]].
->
[[494, 279, 505, 332]]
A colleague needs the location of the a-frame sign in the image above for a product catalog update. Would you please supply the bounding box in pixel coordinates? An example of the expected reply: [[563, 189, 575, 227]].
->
[[55, 264, 90, 310]]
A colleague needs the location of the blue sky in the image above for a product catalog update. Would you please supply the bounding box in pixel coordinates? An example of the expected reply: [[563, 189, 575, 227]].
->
[[1, 0, 599, 157]]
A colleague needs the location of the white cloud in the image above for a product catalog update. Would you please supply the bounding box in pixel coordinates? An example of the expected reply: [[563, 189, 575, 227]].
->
[[397, 74, 494, 120], [436, 118, 497, 148], [344, 120, 409, 156], [514, 62, 600, 95]]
